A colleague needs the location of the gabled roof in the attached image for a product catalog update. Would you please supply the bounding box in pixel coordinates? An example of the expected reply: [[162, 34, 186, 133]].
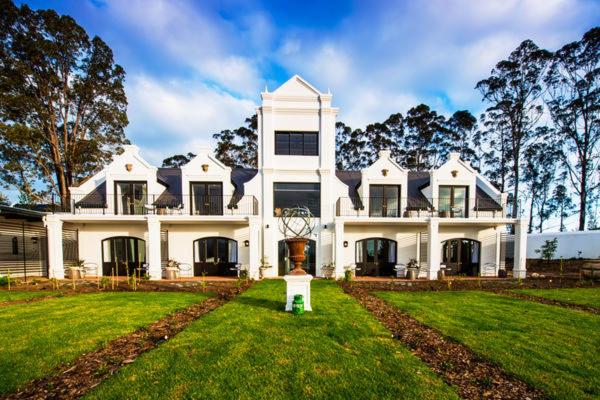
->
[[271, 75, 323, 96]]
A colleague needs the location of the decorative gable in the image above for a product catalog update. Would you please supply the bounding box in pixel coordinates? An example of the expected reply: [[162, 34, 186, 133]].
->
[[270, 75, 322, 97], [181, 147, 235, 197]]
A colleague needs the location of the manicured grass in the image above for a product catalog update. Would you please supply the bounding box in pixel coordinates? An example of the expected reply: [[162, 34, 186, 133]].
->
[[0, 292, 210, 394], [513, 287, 600, 308], [377, 290, 600, 400], [87, 280, 458, 400], [0, 290, 59, 302]]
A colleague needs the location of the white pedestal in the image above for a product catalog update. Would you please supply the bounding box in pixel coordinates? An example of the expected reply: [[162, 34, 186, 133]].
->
[[283, 274, 313, 311]]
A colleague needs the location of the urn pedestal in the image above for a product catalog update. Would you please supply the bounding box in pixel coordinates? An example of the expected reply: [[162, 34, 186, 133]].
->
[[284, 274, 313, 312]]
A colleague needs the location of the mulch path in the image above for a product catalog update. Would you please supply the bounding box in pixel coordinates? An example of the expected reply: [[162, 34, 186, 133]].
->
[[2, 285, 249, 400], [342, 285, 545, 400], [497, 290, 600, 315]]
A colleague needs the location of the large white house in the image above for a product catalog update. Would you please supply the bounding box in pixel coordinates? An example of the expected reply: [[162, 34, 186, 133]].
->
[[44, 75, 528, 280]]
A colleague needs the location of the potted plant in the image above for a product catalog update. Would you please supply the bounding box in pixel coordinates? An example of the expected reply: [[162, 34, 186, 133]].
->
[[69, 259, 85, 280], [321, 263, 336, 279], [259, 256, 272, 279], [405, 258, 419, 280], [165, 259, 180, 280]]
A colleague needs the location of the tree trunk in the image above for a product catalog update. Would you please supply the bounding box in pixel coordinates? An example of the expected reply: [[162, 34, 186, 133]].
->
[[578, 160, 587, 231]]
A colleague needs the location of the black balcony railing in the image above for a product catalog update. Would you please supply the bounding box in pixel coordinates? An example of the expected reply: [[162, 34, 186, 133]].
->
[[52, 194, 258, 216], [336, 197, 507, 218]]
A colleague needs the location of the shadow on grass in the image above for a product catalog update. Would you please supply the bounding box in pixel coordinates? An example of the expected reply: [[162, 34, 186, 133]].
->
[[235, 296, 286, 312]]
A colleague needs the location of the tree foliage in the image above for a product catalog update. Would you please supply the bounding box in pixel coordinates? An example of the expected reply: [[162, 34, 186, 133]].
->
[[545, 27, 600, 230], [0, 0, 128, 205], [161, 152, 196, 168], [212, 115, 257, 168]]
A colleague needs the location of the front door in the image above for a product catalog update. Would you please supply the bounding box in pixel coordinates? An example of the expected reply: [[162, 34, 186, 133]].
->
[[191, 182, 223, 215], [355, 238, 397, 276], [442, 239, 480, 276], [193, 237, 237, 276], [101, 237, 146, 276]]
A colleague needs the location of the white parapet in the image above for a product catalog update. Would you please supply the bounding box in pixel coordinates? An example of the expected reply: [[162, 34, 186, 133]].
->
[[283, 274, 313, 311]]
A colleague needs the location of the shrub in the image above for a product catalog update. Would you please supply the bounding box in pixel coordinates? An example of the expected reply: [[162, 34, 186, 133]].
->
[[535, 238, 558, 262], [0, 276, 16, 286]]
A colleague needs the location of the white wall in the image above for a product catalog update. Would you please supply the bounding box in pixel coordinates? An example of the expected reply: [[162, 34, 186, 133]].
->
[[527, 231, 600, 259]]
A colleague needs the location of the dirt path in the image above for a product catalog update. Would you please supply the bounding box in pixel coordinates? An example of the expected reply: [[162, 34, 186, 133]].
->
[[497, 290, 600, 315], [2, 286, 248, 400], [343, 285, 545, 400]]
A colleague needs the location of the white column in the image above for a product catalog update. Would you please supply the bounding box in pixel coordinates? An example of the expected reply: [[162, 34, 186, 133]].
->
[[513, 218, 528, 279], [146, 216, 162, 280], [495, 230, 501, 275], [248, 217, 261, 280], [427, 218, 440, 280], [45, 215, 64, 279], [334, 220, 345, 278]]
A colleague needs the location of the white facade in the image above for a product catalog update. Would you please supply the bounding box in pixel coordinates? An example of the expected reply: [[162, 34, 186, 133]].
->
[[45, 75, 527, 280]]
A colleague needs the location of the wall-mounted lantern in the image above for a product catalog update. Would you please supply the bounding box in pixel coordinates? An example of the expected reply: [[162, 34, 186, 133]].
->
[[201, 164, 209, 172], [381, 168, 389, 177], [244, 240, 250, 247], [343, 241, 348, 248], [125, 163, 133, 172], [451, 170, 459, 178], [323, 224, 328, 229]]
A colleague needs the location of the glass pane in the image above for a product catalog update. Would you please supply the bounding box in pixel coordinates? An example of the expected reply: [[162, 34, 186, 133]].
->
[[273, 183, 321, 217], [304, 133, 318, 155], [388, 241, 397, 263], [228, 240, 237, 263], [366, 240, 375, 263], [385, 186, 399, 217], [138, 240, 146, 263], [453, 187, 467, 216], [217, 239, 228, 262], [275, 133, 289, 155], [103, 240, 111, 261], [376, 240, 385, 262], [289, 133, 304, 155], [205, 238, 216, 263], [356, 241, 363, 263]]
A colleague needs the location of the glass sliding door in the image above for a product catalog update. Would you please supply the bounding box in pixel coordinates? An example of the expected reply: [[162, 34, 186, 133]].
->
[[369, 185, 400, 217], [101, 237, 146, 276], [193, 237, 237, 276], [355, 238, 397, 276], [114, 181, 147, 215], [190, 182, 223, 215], [442, 239, 480, 276], [439, 186, 468, 217]]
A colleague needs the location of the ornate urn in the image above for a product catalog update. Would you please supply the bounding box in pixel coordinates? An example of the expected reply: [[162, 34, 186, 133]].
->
[[278, 206, 315, 275]]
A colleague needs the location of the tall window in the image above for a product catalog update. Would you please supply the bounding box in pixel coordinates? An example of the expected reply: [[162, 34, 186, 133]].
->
[[275, 131, 318, 155], [273, 182, 320, 217], [114, 181, 147, 215], [369, 185, 400, 217], [190, 182, 223, 215], [439, 186, 468, 217]]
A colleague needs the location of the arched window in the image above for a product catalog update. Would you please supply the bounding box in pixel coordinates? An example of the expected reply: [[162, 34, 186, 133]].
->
[[193, 237, 238, 276], [278, 239, 316, 275], [355, 238, 397, 276], [101, 237, 146, 276]]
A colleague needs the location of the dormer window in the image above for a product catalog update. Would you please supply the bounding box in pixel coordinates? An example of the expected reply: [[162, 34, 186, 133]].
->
[[439, 186, 468, 218], [275, 131, 318, 156]]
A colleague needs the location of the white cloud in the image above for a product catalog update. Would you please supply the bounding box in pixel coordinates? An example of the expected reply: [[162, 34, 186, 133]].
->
[[103, 0, 263, 96], [125, 75, 256, 165]]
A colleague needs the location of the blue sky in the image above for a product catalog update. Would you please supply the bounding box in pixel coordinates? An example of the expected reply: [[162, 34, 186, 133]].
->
[[20, 0, 600, 166]]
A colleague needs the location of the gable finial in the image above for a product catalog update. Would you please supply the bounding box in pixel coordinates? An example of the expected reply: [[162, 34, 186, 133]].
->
[[264, 85, 269, 93]]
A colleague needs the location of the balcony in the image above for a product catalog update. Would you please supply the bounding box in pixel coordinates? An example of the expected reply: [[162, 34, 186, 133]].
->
[[52, 194, 259, 216], [336, 197, 509, 218]]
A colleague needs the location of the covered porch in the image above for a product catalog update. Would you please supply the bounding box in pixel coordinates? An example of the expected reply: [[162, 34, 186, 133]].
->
[[334, 217, 527, 279], [45, 214, 261, 280]]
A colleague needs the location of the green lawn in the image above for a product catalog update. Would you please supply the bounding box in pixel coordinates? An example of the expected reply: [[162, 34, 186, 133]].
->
[[0, 292, 210, 394], [377, 290, 600, 400], [87, 280, 458, 400], [0, 290, 59, 302], [513, 287, 600, 308]]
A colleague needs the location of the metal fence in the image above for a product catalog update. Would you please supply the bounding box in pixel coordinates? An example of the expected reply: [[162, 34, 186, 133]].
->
[[0, 221, 48, 279]]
